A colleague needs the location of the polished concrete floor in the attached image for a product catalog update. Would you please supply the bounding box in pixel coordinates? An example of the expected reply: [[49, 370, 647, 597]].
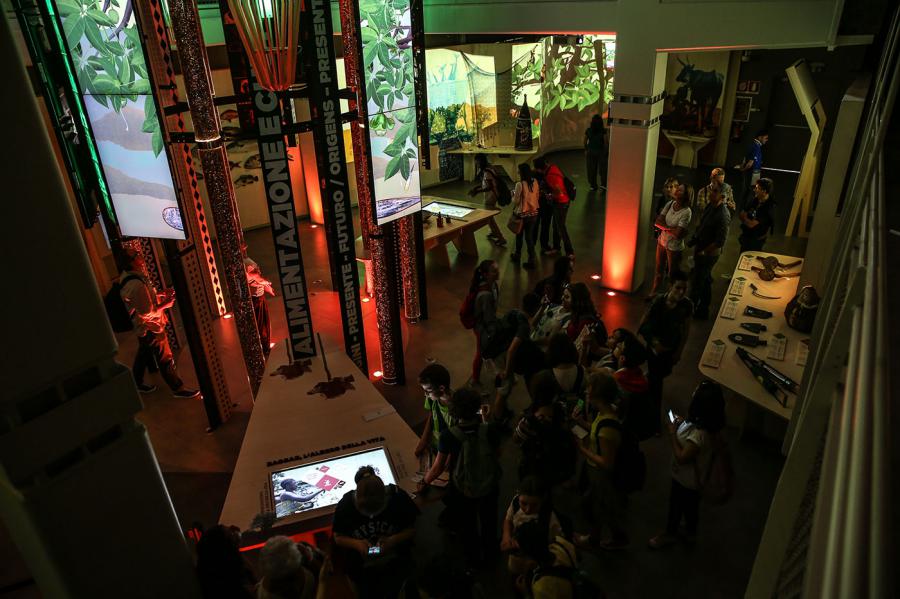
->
[[136, 150, 806, 597]]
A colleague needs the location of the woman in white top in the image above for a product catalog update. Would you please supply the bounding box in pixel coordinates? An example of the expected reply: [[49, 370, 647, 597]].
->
[[649, 380, 726, 549], [649, 179, 692, 297], [511, 163, 541, 269]]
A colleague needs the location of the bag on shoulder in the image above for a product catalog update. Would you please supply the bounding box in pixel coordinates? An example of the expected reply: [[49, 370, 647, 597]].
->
[[104, 274, 141, 333], [506, 211, 524, 235], [596, 419, 646, 494], [459, 286, 489, 330], [563, 176, 577, 202], [450, 424, 501, 498], [697, 432, 734, 505], [488, 167, 513, 207]]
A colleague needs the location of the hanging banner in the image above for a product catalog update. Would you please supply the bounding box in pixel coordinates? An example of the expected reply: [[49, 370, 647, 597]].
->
[[251, 74, 316, 358], [301, 0, 367, 372]]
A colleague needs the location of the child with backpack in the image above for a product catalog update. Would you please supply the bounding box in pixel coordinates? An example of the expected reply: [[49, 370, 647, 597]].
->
[[419, 389, 502, 566], [574, 371, 642, 550], [469, 154, 509, 246], [649, 380, 729, 549], [501, 476, 564, 576]]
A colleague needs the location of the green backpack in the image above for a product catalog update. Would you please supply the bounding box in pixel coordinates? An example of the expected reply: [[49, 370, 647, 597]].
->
[[450, 424, 501, 498]]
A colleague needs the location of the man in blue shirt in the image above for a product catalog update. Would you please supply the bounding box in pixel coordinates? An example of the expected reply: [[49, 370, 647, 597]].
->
[[734, 129, 769, 208]]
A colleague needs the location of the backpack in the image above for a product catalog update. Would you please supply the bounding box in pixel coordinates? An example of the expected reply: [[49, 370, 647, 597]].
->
[[563, 176, 577, 203], [459, 286, 488, 330], [595, 419, 646, 494], [488, 167, 513, 207], [531, 539, 600, 599], [104, 274, 142, 332], [450, 424, 501, 498], [696, 431, 734, 505]]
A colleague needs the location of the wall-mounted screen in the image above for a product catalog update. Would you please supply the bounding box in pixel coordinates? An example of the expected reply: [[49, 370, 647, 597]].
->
[[359, 0, 421, 225], [270, 447, 397, 519], [54, 0, 185, 239]]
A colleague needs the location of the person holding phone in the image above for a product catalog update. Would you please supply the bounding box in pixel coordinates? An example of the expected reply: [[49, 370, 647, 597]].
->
[[649, 381, 726, 549], [332, 467, 419, 596]]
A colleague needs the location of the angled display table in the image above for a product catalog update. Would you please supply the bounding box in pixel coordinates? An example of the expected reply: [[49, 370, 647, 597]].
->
[[220, 348, 419, 544], [421, 197, 501, 268], [698, 252, 809, 421]]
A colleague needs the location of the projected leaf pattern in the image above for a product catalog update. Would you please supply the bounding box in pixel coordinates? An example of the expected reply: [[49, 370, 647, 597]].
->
[[360, 0, 415, 183], [57, 0, 163, 156]]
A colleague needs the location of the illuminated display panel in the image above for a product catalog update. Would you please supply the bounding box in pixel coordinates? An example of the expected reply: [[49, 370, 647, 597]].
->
[[360, 0, 421, 225], [270, 447, 397, 519], [54, 0, 184, 239]]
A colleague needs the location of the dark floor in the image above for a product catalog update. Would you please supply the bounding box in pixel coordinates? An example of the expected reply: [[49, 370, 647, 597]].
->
[[139, 149, 806, 597]]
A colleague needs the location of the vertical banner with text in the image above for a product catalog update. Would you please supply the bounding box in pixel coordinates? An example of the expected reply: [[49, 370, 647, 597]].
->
[[301, 0, 367, 372], [252, 74, 316, 359]]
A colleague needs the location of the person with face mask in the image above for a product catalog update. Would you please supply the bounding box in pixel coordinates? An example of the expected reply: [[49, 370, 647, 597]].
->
[[332, 467, 419, 598]]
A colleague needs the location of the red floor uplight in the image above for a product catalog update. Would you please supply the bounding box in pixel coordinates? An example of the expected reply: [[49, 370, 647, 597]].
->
[[310, 224, 318, 229], [607, 291, 616, 297], [362, 297, 371, 303], [223, 312, 234, 319], [591, 274, 601, 280], [373, 370, 383, 378]]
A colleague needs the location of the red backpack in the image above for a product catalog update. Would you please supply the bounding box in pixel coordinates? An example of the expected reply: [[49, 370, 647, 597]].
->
[[459, 285, 488, 329]]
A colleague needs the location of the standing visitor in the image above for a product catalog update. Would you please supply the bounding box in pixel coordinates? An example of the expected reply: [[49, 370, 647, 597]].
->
[[649, 179, 692, 298], [738, 178, 776, 253], [119, 248, 199, 398], [583, 114, 607, 191], [695, 167, 736, 213], [469, 154, 507, 246], [734, 129, 769, 207], [511, 163, 541, 269], [534, 157, 574, 258], [243, 252, 274, 359], [688, 177, 731, 321], [415, 364, 454, 462], [466, 260, 499, 387], [639, 271, 693, 436], [649, 381, 726, 549], [420, 389, 502, 567], [574, 371, 629, 550]]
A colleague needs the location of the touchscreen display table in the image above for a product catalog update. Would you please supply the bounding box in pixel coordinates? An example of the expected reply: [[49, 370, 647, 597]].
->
[[220, 350, 420, 536], [421, 197, 499, 268]]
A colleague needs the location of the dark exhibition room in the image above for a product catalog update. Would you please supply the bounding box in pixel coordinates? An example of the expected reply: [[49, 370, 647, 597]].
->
[[1, 0, 898, 596]]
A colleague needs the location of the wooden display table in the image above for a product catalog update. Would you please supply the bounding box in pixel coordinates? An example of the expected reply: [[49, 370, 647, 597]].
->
[[698, 252, 808, 420], [663, 130, 714, 169], [446, 145, 539, 181], [422, 197, 500, 268], [219, 349, 420, 540]]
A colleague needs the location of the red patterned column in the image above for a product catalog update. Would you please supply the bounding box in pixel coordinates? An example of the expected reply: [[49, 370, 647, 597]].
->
[[396, 216, 420, 322], [338, 0, 404, 383], [167, 0, 265, 394]]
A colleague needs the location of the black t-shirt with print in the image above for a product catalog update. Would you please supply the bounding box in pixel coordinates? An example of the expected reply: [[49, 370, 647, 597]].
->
[[741, 197, 775, 240], [640, 295, 693, 351], [332, 484, 419, 544]]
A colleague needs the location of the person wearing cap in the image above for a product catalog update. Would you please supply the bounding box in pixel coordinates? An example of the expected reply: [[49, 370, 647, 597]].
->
[[695, 167, 735, 214], [118, 248, 199, 398], [332, 466, 419, 597]]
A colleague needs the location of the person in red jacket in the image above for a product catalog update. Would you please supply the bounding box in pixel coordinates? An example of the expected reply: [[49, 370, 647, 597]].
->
[[533, 157, 574, 257]]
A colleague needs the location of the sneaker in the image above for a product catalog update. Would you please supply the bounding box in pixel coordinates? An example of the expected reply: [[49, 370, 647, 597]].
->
[[173, 388, 201, 398], [492, 237, 508, 247], [136, 383, 157, 394], [648, 533, 678, 549]]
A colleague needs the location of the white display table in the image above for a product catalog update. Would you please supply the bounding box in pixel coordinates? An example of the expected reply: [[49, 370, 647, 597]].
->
[[219, 349, 420, 537], [663, 131, 714, 169], [698, 252, 808, 420], [422, 197, 500, 267], [446, 145, 539, 181]]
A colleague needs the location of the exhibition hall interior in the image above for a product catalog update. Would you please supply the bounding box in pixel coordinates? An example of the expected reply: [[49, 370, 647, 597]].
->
[[2, 0, 898, 596]]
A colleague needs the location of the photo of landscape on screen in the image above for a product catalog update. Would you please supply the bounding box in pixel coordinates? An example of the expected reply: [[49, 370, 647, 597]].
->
[[56, 0, 184, 239]]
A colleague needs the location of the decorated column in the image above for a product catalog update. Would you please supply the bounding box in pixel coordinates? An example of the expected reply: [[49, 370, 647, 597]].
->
[[167, 0, 265, 393]]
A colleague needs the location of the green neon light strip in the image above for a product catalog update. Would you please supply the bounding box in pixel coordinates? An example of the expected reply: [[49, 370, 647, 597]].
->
[[44, 0, 115, 222]]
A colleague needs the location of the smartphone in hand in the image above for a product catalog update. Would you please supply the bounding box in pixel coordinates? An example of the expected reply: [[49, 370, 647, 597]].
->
[[571, 424, 588, 440], [667, 409, 676, 424], [367, 545, 381, 555]]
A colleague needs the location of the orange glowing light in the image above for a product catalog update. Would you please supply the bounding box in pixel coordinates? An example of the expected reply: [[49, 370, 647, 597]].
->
[[269, 342, 277, 348], [223, 313, 234, 319], [362, 297, 371, 303], [607, 291, 616, 297], [373, 370, 383, 378], [591, 274, 601, 280], [310, 224, 318, 229]]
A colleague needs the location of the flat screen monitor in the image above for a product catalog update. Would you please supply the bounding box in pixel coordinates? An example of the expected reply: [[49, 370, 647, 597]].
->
[[424, 201, 474, 219], [270, 447, 397, 520]]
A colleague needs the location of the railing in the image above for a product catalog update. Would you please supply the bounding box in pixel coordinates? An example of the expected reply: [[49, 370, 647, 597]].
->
[[746, 6, 898, 598]]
